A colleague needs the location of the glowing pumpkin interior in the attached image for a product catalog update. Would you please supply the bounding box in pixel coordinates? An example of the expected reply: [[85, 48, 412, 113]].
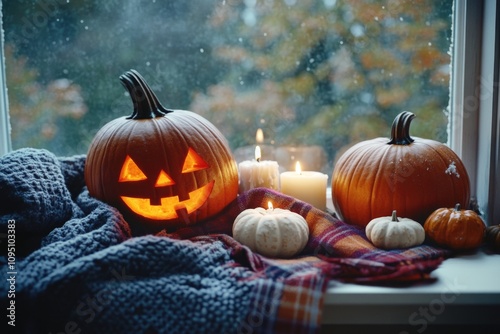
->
[[118, 147, 214, 220]]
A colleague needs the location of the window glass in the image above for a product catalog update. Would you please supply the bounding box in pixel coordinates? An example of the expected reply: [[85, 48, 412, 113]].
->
[[3, 0, 453, 172]]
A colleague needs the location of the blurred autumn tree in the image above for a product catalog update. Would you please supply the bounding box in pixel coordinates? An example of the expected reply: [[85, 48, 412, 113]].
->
[[3, 0, 452, 163], [5, 45, 87, 150], [3, 0, 225, 155], [190, 0, 453, 168]]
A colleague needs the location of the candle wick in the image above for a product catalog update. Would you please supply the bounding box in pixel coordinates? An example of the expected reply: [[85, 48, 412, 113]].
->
[[256, 157, 260, 163]]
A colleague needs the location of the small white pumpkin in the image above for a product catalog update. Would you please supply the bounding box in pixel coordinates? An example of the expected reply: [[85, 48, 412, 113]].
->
[[365, 210, 425, 249], [232, 207, 309, 258]]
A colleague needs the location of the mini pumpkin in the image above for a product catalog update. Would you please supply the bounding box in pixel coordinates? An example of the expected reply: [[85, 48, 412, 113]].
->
[[332, 111, 470, 227], [232, 205, 309, 258], [85, 70, 238, 230], [424, 203, 485, 250], [365, 210, 425, 249], [484, 224, 500, 251]]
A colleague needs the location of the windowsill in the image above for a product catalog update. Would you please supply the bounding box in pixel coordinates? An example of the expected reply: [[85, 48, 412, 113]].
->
[[321, 249, 500, 326], [322, 191, 500, 327]]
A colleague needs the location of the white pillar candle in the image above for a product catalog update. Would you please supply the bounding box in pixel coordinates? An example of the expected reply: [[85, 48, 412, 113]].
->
[[238, 146, 280, 193], [280, 161, 328, 211]]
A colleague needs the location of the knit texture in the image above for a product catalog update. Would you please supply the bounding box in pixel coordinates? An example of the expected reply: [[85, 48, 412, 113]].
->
[[0, 148, 450, 333]]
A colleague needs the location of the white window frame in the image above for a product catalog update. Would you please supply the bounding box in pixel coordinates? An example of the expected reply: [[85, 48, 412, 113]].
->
[[451, 0, 499, 225], [0, 2, 11, 156], [0, 0, 498, 224]]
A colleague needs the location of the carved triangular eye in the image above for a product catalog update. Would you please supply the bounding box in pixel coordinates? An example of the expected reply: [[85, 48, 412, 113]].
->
[[155, 170, 175, 187], [119, 155, 148, 182], [182, 148, 209, 173]]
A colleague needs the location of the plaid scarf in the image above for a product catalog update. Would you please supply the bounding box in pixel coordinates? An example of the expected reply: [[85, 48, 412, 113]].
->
[[167, 185, 449, 283]]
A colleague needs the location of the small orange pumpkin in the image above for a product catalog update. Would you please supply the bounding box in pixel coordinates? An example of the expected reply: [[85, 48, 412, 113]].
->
[[85, 70, 238, 231], [332, 111, 470, 227], [485, 225, 500, 251], [424, 203, 485, 250]]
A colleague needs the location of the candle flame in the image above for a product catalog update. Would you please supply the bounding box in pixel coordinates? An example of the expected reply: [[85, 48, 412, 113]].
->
[[267, 201, 274, 210], [295, 161, 302, 174], [255, 146, 261, 162], [256, 128, 264, 144]]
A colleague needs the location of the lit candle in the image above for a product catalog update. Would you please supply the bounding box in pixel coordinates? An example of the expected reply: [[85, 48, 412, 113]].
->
[[280, 161, 328, 211], [238, 146, 280, 193]]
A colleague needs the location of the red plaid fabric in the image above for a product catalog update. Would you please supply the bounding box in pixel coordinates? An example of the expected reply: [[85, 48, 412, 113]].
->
[[159, 187, 451, 333], [165, 187, 449, 283]]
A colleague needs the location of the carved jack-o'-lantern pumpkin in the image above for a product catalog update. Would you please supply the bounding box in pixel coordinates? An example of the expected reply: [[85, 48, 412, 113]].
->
[[84, 70, 238, 231]]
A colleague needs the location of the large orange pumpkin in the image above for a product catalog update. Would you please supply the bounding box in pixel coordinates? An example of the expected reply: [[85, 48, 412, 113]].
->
[[331, 111, 470, 227], [85, 70, 238, 231]]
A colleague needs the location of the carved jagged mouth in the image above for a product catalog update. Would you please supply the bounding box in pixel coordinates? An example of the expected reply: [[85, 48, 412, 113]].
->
[[120, 180, 215, 220]]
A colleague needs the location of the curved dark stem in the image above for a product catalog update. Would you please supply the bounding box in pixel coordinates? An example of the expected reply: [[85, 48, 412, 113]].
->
[[129, 69, 173, 116], [119, 69, 173, 120], [388, 111, 416, 145], [119, 74, 140, 118]]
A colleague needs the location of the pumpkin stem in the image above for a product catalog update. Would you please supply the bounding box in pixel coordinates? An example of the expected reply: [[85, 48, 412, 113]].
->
[[454, 203, 461, 211], [120, 69, 173, 120], [391, 210, 399, 222], [388, 111, 416, 145]]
